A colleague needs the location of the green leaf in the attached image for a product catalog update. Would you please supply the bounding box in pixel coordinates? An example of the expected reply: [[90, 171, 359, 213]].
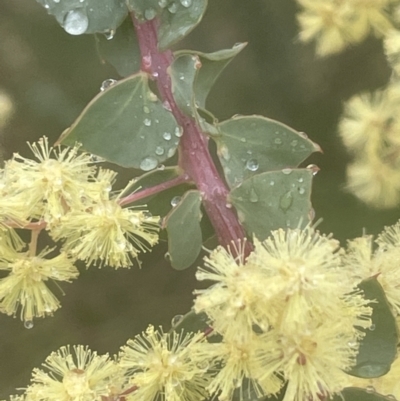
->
[[164, 190, 203, 270], [169, 54, 201, 115], [176, 43, 247, 109], [36, 0, 127, 35], [214, 116, 321, 187], [329, 387, 391, 401], [57, 73, 182, 169], [228, 169, 313, 240], [158, 0, 208, 50], [347, 278, 398, 378], [96, 17, 140, 77]]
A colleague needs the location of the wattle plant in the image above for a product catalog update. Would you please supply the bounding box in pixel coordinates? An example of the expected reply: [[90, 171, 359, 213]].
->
[[1, 1, 400, 401]]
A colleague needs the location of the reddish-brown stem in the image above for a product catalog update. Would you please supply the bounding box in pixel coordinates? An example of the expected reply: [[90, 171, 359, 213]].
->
[[119, 172, 191, 207], [5, 220, 47, 231], [131, 15, 252, 256]]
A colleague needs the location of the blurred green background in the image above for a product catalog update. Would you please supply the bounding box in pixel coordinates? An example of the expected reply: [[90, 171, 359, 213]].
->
[[0, 0, 398, 396]]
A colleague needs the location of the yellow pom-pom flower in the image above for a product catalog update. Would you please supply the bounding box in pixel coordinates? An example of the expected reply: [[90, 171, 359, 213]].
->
[[3, 137, 98, 225], [195, 227, 372, 401], [0, 246, 78, 323], [26, 345, 117, 401], [53, 198, 159, 268], [119, 325, 214, 401]]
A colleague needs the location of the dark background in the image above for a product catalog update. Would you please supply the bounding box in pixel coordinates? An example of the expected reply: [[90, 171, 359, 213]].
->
[[0, 0, 398, 396]]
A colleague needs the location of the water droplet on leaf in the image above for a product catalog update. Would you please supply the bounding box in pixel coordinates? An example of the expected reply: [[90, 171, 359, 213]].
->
[[246, 159, 259, 171], [365, 386, 375, 393], [282, 168, 292, 175], [306, 164, 319, 176], [357, 363, 388, 378], [298, 187, 305, 195], [249, 188, 258, 203], [63, 9, 89, 35], [369, 324, 376, 331], [163, 132, 172, 140], [274, 138, 282, 145], [100, 79, 117, 91], [174, 127, 183, 138], [158, 0, 168, 7], [144, 118, 151, 126], [144, 8, 157, 20], [270, 180, 275, 186], [171, 196, 181, 207], [280, 191, 293, 211], [140, 157, 158, 171], [180, 0, 192, 6], [104, 29, 114, 40], [168, 2, 178, 13], [143, 106, 150, 114], [155, 146, 164, 156]]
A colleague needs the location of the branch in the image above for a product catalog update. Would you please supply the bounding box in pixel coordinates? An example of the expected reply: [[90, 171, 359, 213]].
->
[[131, 15, 252, 256]]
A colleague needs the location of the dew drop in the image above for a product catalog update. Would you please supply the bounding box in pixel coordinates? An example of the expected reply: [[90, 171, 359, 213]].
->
[[171, 196, 181, 207], [163, 100, 172, 111], [298, 187, 305, 195], [366, 386, 375, 393], [252, 324, 264, 334], [168, 2, 178, 13], [144, 8, 157, 20], [158, 0, 168, 7], [307, 164, 320, 176], [167, 148, 175, 158], [157, 164, 165, 171], [155, 146, 165, 156], [54, 0, 60, 2], [369, 324, 376, 331], [174, 127, 183, 138], [280, 191, 293, 211], [104, 29, 115, 40], [24, 320, 34, 329], [270, 180, 275, 186], [246, 159, 259, 172], [144, 118, 152, 126], [171, 314, 183, 327], [100, 79, 117, 91], [290, 139, 298, 147], [274, 137, 282, 145], [140, 157, 158, 171], [63, 9, 89, 35], [143, 106, 150, 114], [180, 0, 192, 7], [240, 137, 246, 143], [249, 188, 258, 203], [298, 177, 304, 183], [299, 131, 308, 139], [282, 168, 292, 175], [358, 363, 389, 377], [163, 132, 172, 140]]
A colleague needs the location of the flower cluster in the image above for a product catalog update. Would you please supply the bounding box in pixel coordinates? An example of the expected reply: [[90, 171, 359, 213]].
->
[[338, 83, 400, 208], [296, 0, 393, 56], [0, 137, 160, 323], [194, 227, 373, 401]]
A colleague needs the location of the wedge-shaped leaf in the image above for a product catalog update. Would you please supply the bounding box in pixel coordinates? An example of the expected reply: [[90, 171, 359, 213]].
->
[[169, 54, 200, 115], [215, 116, 321, 187], [57, 73, 182, 169], [36, 0, 127, 35], [158, 0, 208, 50], [229, 169, 313, 240], [176, 43, 247, 109], [329, 387, 391, 401], [164, 190, 203, 270], [347, 278, 398, 378], [96, 17, 140, 77]]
